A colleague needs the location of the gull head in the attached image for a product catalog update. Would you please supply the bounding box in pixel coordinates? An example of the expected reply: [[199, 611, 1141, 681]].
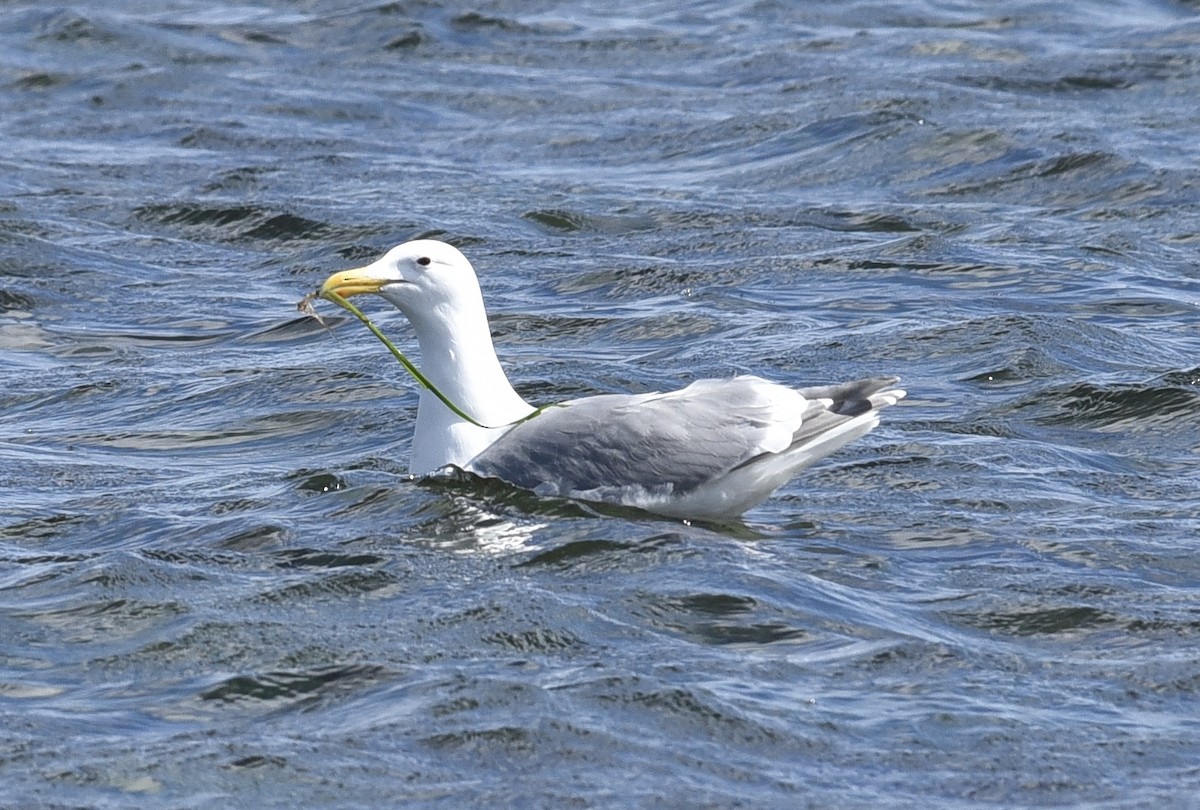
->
[[315, 238, 532, 473], [318, 239, 484, 327]]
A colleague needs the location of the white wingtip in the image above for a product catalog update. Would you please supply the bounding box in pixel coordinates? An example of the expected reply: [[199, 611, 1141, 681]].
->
[[869, 387, 907, 410]]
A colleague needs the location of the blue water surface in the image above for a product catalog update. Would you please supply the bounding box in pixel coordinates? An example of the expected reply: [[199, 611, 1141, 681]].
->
[[2, 1, 1200, 806]]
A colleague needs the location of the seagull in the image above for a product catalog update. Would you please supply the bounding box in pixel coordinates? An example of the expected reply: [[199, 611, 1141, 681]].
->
[[317, 240, 904, 520]]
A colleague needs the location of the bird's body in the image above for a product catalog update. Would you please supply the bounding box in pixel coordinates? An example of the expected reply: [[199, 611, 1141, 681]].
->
[[318, 240, 904, 520]]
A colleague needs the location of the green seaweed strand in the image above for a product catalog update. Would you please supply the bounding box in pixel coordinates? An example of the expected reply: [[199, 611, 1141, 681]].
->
[[319, 290, 544, 430]]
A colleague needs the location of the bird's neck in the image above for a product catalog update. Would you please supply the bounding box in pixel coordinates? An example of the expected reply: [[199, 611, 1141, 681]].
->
[[407, 303, 534, 474]]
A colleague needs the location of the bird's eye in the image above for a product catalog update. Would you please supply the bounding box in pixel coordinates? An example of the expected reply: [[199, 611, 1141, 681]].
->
[[416, 256, 431, 266]]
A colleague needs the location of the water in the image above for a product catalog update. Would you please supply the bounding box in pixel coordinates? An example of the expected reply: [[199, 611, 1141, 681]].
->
[[3, 0, 1199, 806]]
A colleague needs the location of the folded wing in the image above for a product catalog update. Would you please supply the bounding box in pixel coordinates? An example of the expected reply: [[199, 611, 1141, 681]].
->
[[464, 375, 904, 517]]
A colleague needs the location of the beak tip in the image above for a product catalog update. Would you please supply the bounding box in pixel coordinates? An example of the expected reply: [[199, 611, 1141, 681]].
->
[[316, 267, 386, 300]]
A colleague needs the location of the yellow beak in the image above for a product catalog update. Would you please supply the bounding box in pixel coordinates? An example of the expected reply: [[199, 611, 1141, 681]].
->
[[318, 267, 388, 300]]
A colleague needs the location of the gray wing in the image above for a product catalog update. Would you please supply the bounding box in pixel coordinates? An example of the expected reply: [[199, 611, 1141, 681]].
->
[[465, 375, 900, 498], [778, 376, 903, 458]]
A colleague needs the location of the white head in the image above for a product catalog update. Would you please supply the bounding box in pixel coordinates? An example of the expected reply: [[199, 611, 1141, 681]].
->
[[317, 239, 534, 473], [319, 239, 487, 339]]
